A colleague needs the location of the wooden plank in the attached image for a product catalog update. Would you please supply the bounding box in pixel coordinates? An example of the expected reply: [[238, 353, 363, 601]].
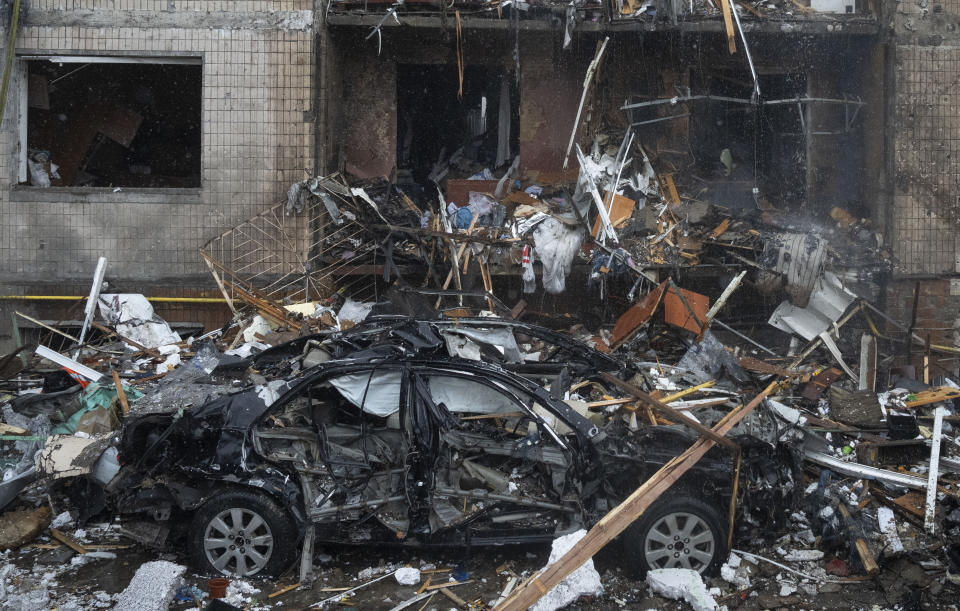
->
[[591, 192, 636, 237], [50, 528, 87, 554], [90, 320, 162, 358], [112, 370, 130, 416], [737, 355, 796, 377], [268, 583, 300, 598], [659, 174, 681, 207], [708, 218, 731, 239], [506, 190, 539, 207], [417, 576, 433, 595], [838, 505, 879, 575], [664, 284, 709, 334], [704, 270, 747, 324], [495, 381, 777, 611], [445, 179, 499, 208], [659, 380, 717, 403], [438, 587, 467, 608], [905, 387, 960, 408], [0, 422, 29, 435], [802, 367, 843, 400], [601, 374, 739, 452], [719, 0, 737, 53], [736, 0, 764, 16], [891, 491, 925, 518], [610, 281, 668, 348], [727, 449, 741, 549], [424, 580, 473, 592]]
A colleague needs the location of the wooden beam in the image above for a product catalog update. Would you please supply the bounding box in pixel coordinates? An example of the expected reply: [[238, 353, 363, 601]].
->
[[601, 373, 739, 451], [50, 528, 87, 554], [438, 587, 468, 608], [727, 449, 741, 550], [494, 381, 776, 611], [837, 505, 879, 575], [659, 380, 717, 403], [91, 321, 162, 358], [112, 370, 130, 416], [719, 0, 737, 53], [905, 387, 960, 408]]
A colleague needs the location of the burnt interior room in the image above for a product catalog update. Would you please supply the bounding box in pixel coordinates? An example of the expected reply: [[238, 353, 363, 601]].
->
[[684, 71, 808, 209], [397, 64, 519, 184], [26, 61, 202, 188]]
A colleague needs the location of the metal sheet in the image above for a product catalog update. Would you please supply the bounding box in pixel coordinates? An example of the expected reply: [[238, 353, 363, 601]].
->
[[35, 344, 104, 382], [804, 450, 928, 490], [768, 272, 857, 341]]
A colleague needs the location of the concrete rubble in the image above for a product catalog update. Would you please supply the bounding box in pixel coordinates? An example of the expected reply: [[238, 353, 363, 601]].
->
[[646, 568, 718, 611], [113, 561, 186, 611], [529, 529, 604, 611]]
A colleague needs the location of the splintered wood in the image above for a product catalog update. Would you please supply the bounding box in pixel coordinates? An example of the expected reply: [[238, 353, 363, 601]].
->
[[494, 382, 776, 611]]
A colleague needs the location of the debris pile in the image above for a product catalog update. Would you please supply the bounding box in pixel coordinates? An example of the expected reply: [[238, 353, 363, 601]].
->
[[1, 141, 959, 608]]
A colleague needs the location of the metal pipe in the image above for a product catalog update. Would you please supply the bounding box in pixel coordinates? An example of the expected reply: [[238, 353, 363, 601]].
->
[[711, 318, 777, 356], [434, 487, 574, 512], [0, 0, 23, 129], [730, 3, 760, 100], [0, 296, 227, 303]]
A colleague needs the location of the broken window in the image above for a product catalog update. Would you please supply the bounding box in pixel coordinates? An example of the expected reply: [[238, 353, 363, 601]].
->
[[328, 370, 403, 417], [397, 64, 519, 182], [253, 371, 402, 472], [22, 57, 202, 188], [426, 374, 521, 415], [686, 72, 807, 207]]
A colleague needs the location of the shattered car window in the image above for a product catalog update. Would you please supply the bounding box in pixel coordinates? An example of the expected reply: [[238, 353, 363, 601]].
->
[[426, 374, 520, 415], [328, 370, 403, 417]]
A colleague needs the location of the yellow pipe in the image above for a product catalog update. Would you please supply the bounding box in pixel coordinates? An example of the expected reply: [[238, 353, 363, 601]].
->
[[0, 296, 226, 303]]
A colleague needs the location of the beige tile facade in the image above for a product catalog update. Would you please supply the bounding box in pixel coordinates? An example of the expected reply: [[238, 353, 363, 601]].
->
[[891, 45, 960, 276], [0, 5, 315, 282]]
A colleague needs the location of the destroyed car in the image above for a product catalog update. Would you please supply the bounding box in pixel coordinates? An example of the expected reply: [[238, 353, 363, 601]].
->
[[54, 340, 794, 580], [25, 317, 795, 581]]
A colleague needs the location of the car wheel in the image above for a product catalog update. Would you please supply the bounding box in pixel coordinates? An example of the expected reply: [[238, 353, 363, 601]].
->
[[188, 489, 299, 577], [621, 496, 726, 576]]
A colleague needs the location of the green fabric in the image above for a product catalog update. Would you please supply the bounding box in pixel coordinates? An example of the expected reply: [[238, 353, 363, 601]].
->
[[50, 381, 143, 436]]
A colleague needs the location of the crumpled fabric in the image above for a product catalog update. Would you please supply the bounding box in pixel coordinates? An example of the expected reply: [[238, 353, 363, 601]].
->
[[533, 217, 584, 294]]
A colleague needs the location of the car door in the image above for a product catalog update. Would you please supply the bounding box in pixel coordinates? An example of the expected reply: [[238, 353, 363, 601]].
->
[[252, 364, 410, 542], [404, 365, 583, 543]]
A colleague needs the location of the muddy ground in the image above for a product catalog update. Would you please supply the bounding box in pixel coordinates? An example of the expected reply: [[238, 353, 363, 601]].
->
[[3, 521, 959, 610]]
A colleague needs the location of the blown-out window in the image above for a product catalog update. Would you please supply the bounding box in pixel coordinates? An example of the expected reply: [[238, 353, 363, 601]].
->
[[20, 56, 202, 188]]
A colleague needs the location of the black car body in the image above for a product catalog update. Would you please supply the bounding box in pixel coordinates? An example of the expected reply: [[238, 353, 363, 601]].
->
[[57, 320, 796, 578]]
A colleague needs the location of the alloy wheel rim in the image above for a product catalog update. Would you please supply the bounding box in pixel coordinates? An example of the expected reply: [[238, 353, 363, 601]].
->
[[203, 507, 274, 576], [643, 511, 716, 572]]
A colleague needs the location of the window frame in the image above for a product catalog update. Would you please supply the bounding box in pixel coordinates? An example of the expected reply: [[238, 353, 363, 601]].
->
[[16, 53, 203, 191]]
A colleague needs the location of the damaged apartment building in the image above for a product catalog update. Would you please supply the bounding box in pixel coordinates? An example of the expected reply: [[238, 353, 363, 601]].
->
[[0, 0, 952, 370], [5, 0, 960, 608]]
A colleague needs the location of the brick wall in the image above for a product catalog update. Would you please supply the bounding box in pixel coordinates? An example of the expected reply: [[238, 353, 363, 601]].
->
[[884, 278, 960, 374]]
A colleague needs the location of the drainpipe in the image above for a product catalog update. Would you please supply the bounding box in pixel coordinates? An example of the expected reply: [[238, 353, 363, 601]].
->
[[0, 0, 22, 128]]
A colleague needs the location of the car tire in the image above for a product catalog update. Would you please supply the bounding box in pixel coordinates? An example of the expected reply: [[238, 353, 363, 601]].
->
[[188, 489, 299, 577], [621, 495, 727, 576]]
